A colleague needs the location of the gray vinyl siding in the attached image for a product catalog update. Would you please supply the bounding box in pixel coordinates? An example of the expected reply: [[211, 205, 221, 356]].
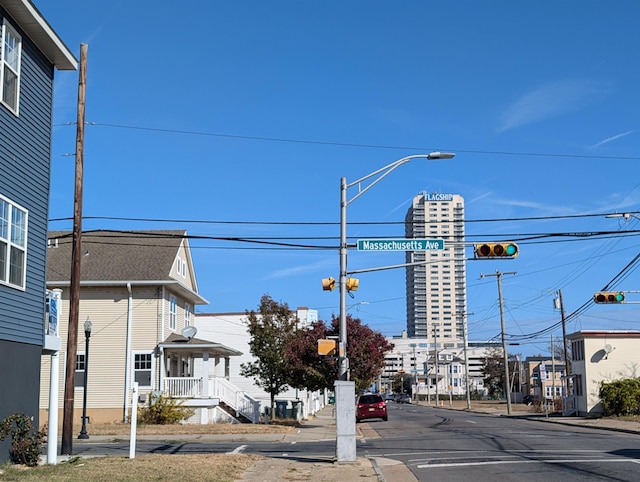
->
[[0, 6, 55, 346]]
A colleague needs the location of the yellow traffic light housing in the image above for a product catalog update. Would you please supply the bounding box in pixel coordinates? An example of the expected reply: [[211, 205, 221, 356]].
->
[[346, 277, 359, 291], [474, 243, 519, 259], [594, 291, 625, 303], [322, 277, 336, 291], [317, 339, 336, 356]]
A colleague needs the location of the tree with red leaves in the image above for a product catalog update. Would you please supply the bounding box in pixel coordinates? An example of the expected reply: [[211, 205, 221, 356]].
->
[[286, 314, 392, 392]]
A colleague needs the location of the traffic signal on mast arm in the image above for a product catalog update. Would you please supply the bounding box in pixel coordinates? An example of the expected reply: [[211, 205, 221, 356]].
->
[[474, 243, 519, 259], [322, 277, 336, 291], [594, 291, 625, 304]]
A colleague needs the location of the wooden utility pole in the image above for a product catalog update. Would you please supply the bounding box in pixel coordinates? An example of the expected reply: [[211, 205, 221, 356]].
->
[[61, 43, 87, 456], [557, 289, 570, 397], [481, 270, 516, 415]]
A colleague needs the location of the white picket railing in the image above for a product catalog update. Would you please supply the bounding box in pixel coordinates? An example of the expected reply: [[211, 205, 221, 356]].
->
[[162, 376, 261, 423], [163, 377, 202, 398]]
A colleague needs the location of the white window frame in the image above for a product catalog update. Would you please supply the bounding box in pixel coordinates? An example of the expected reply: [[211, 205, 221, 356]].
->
[[169, 295, 177, 330], [0, 194, 28, 290], [1, 19, 21, 115], [132, 351, 154, 388], [184, 302, 192, 326]]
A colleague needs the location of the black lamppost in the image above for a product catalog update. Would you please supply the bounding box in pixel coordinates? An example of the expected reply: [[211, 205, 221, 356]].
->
[[78, 318, 92, 439]]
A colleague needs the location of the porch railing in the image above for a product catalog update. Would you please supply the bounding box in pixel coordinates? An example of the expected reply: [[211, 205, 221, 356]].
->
[[163, 377, 202, 398], [162, 376, 261, 423]]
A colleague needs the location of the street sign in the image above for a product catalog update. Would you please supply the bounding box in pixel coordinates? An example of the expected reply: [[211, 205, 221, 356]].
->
[[357, 238, 444, 251]]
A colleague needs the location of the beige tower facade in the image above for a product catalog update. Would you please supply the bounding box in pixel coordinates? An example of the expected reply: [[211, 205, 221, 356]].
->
[[405, 193, 467, 348]]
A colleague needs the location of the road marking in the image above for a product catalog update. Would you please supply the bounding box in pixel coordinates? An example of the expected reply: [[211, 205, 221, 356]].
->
[[227, 444, 246, 454], [417, 459, 634, 469]]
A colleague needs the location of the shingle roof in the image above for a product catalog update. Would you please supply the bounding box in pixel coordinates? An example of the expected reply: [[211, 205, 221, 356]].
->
[[47, 230, 187, 282]]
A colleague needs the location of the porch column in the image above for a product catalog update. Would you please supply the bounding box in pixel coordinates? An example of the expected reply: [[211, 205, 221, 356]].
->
[[202, 353, 210, 398]]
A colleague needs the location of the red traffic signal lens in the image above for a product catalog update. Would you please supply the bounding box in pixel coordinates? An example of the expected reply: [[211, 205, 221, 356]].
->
[[478, 244, 491, 256]]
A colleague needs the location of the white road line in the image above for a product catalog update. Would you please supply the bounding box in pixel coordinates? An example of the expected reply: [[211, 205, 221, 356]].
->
[[417, 459, 635, 469], [227, 444, 247, 454]]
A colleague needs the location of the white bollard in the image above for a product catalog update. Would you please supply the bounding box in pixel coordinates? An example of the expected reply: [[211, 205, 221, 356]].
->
[[129, 382, 138, 459]]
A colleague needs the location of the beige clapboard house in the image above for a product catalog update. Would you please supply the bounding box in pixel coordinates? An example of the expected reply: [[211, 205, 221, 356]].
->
[[39, 230, 251, 425]]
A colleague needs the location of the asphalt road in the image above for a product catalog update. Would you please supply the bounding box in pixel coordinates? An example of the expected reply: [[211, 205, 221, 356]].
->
[[73, 403, 640, 481], [364, 402, 640, 481]]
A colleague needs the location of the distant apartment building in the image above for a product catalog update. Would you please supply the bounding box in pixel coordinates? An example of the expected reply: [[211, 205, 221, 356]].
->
[[404, 192, 467, 347]]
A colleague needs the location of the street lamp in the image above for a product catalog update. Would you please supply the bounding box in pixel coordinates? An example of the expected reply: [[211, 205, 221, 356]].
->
[[78, 317, 92, 440], [335, 151, 454, 461], [338, 152, 455, 380]]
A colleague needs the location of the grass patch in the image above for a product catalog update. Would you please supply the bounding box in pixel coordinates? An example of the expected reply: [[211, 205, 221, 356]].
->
[[0, 454, 261, 481]]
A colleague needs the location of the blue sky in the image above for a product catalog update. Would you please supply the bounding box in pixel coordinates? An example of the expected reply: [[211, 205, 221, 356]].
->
[[38, 1, 640, 357]]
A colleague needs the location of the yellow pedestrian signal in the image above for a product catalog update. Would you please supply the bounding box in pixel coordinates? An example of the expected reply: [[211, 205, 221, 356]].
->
[[317, 339, 336, 355], [322, 277, 336, 291], [594, 291, 625, 303], [346, 278, 359, 291], [474, 243, 519, 259]]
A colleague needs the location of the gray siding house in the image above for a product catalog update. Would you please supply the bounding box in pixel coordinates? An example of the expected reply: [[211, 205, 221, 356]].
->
[[0, 0, 76, 463]]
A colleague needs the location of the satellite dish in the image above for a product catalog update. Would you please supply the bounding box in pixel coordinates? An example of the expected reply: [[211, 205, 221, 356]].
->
[[181, 325, 197, 340], [604, 344, 613, 354]]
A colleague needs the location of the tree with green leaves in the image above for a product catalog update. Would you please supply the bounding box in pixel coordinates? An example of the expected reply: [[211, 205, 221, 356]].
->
[[240, 294, 298, 421]]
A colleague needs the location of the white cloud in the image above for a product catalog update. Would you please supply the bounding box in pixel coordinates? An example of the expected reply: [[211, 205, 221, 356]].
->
[[588, 130, 636, 150], [498, 80, 606, 133]]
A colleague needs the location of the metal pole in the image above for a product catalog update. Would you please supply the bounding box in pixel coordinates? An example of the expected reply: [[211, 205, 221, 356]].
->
[[434, 325, 439, 406], [339, 177, 348, 380], [78, 323, 91, 439]]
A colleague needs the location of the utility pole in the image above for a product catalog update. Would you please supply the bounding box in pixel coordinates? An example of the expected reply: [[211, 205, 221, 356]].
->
[[481, 270, 516, 415], [61, 43, 87, 456], [556, 289, 570, 398], [457, 311, 474, 410]]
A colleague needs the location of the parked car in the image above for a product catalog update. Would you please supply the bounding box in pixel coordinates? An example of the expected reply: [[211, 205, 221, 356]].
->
[[384, 392, 396, 402], [395, 393, 412, 404], [356, 393, 388, 422]]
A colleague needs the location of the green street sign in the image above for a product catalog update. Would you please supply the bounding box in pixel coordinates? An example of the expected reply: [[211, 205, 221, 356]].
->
[[357, 239, 445, 251]]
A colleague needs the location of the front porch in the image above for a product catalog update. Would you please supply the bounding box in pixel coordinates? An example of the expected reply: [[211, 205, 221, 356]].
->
[[163, 376, 261, 423], [157, 332, 260, 423]]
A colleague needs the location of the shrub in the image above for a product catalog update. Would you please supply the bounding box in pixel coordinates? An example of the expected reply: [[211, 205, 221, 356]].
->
[[138, 394, 195, 424], [0, 413, 46, 467], [599, 378, 640, 416]]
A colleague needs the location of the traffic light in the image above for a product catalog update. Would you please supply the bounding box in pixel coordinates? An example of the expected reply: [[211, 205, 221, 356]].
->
[[322, 277, 336, 291], [346, 278, 359, 291], [474, 243, 519, 259], [594, 292, 625, 303], [317, 339, 336, 356]]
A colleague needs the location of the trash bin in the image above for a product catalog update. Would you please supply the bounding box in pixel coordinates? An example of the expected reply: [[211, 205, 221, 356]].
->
[[275, 400, 288, 419], [291, 400, 302, 420]]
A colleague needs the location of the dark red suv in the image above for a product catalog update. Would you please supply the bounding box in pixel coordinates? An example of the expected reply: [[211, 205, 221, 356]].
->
[[356, 393, 388, 423]]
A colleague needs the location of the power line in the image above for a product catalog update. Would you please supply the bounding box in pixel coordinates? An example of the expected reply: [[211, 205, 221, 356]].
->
[[53, 121, 640, 161]]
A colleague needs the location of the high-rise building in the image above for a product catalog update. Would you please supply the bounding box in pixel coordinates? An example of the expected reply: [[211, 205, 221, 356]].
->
[[405, 192, 467, 347]]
